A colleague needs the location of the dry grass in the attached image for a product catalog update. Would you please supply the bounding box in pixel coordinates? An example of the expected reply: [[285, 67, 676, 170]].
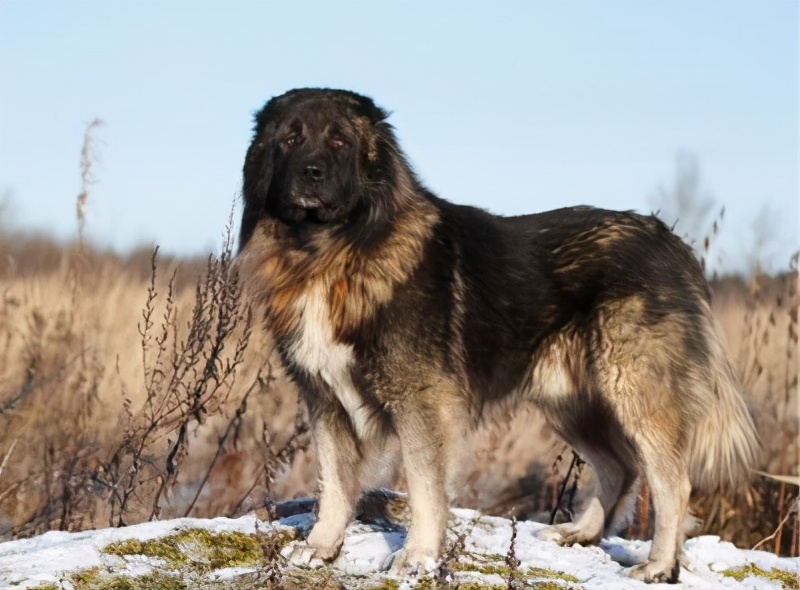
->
[[0, 128, 796, 557], [0, 227, 311, 535], [702, 270, 799, 554], [1, 227, 795, 556]]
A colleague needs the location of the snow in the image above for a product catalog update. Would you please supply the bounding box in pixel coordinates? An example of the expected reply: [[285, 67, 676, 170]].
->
[[0, 516, 264, 589], [0, 506, 797, 589]]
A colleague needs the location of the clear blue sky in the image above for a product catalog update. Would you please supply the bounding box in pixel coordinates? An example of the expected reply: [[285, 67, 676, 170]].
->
[[0, 0, 796, 273]]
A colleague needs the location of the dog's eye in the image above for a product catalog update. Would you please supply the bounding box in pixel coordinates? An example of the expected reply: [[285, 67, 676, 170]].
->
[[282, 135, 299, 148], [330, 137, 348, 150]]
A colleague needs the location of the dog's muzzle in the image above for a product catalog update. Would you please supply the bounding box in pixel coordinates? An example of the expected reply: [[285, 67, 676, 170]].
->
[[292, 194, 325, 210]]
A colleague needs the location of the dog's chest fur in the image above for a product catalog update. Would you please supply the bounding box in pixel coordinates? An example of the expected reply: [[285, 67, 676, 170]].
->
[[288, 282, 373, 438]]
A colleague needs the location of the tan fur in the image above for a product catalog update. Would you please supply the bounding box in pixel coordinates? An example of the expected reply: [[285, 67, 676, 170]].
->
[[685, 306, 761, 491], [520, 292, 758, 581], [239, 89, 760, 583], [240, 196, 439, 342]]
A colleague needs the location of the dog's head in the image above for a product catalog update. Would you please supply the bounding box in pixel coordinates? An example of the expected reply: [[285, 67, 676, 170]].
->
[[241, 88, 398, 246]]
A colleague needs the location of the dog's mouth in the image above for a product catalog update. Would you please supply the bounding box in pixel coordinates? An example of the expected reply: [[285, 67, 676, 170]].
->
[[293, 194, 326, 211], [286, 190, 342, 224]]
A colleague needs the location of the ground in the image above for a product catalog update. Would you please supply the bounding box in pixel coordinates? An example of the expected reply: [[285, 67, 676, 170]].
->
[[0, 503, 797, 590]]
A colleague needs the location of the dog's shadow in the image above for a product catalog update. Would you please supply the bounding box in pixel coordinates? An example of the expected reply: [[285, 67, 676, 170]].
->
[[270, 490, 408, 549], [268, 490, 651, 571]]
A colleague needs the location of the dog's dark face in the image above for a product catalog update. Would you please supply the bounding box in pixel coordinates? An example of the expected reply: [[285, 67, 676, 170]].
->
[[241, 89, 396, 245]]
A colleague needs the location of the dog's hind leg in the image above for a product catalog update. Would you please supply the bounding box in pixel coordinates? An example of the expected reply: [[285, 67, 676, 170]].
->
[[628, 434, 690, 584], [540, 442, 633, 546], [604, 474, 641, 537]]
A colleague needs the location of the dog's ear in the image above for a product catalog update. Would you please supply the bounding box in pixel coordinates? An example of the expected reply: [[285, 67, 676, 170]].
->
[[240, 139, 272, 250], [241, 101, 282, 251], [348, 98, 391, 165], [351, 94, 390, 127]]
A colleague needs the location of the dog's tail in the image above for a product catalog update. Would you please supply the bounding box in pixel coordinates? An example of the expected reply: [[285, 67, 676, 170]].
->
[[686, 307, 760, 492]]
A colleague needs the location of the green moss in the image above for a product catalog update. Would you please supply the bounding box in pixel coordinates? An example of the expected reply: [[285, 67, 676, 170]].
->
[[721, 563, 799, 589], [104, 537, 185, 566], [414, 577, 502, 590], [102, 527, 294, 571], [65, 567, 185, 590], [449, 560, 579, 586], [25, 585, 60, 590], [529, 583, 579, 590], [70, 567, 106, 587], [279, 567, 351, 590], [116, 572, 186, 590], [191, 530, 262, 569], [526, 567, 580, 584], [451, 561, 510, 576]]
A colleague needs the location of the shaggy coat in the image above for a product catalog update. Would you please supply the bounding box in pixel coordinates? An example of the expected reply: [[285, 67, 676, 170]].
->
[[238, 88, 759, 583]]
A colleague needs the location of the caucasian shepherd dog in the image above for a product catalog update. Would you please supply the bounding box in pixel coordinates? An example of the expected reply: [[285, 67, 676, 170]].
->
[[238, 88, 759, 583]]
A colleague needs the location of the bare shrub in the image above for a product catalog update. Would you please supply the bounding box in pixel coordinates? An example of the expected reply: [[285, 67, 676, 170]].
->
[[99, 232, 254, 524], [0, 229, 311, 537], [0, 122, 309, 539]]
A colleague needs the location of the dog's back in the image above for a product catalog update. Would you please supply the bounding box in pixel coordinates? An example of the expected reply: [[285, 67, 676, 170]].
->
[[430, 203, 759, 582], [451, 205, 760, 583]]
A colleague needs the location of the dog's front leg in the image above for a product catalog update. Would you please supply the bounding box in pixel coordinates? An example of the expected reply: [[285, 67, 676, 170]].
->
[[387, 400, 451, 575], [303, 404, 361, 562]]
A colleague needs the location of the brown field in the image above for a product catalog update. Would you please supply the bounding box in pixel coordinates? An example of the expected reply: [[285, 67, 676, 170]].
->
[[0, 222, 797, 557]]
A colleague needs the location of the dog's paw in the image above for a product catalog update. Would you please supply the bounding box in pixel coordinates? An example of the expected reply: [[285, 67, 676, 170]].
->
[[283, 532, 343, 567], [628, 560, 680, 584], [382, 547, 438, 576], [284, 541, 326, 568], [537, 524, 600, 546], [677, 546, 694, 572], [538, 527, 564, 544], [303, 524, 344, 561]]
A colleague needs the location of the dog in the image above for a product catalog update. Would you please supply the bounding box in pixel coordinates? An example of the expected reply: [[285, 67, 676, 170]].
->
[[237, 88, 759, 583]]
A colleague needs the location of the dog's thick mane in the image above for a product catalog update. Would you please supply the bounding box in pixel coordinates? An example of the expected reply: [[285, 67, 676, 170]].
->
[[239, 192, 439, 341], [240, 88, 443, 342]]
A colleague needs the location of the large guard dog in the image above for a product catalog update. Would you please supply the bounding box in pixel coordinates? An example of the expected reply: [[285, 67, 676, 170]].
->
[[238, 88, 759, 583]]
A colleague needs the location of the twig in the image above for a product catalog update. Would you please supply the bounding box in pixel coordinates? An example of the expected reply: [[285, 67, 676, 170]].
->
[[505, 515, 520, 590], [752, 497, 800, 551], [0, 480, 23, 505], [227, 469, 264, 518], [76, 118, 104, 252], [0, 438, 17, 479], [435, 514, 477, 583], [550, 451, 581, 524], [183, 381, 257, 517]]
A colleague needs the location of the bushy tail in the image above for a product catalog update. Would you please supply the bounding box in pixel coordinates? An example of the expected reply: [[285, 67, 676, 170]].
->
[[686, 309, 761, 492]]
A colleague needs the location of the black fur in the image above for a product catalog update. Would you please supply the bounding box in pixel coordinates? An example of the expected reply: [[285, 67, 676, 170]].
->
[[238, 88, 757, 583]]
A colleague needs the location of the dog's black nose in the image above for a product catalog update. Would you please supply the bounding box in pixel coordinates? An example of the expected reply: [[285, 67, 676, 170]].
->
[[304, 164, 325, 181]]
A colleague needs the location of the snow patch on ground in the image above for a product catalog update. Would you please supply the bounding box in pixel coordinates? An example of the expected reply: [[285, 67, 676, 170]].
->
[[0, 508, 797, 589]]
